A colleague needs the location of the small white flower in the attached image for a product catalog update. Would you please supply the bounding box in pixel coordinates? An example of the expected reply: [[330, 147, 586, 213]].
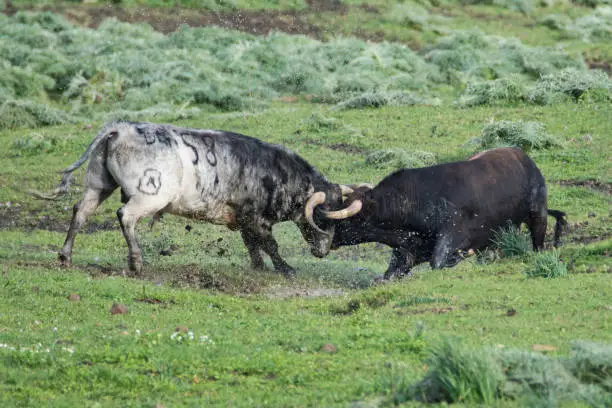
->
[[52, 327, 58, 332], [188, 331, 194, 340], [135, 329, 141, 336]]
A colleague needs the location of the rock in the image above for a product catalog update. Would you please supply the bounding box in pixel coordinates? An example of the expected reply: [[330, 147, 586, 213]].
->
[[506, 308, 517, 317], [175, 326, 189, 333], [110, 303, 129, 315], [67, 293, 81, 302]]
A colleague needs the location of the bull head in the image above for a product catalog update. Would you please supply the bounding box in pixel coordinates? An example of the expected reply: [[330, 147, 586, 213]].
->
[[304, 184, 370, 233]]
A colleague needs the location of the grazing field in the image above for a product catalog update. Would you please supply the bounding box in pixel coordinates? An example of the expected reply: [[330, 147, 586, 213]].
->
[[1, 1, 611, 406]]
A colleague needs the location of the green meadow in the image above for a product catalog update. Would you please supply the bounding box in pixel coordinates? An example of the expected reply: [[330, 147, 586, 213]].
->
[[0, 0, 611, 406]]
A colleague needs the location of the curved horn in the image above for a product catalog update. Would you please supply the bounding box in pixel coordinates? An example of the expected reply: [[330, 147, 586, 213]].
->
[[340, 185, 355, 196], [323, 199, 363, 220], [304, 191, 327, 233]]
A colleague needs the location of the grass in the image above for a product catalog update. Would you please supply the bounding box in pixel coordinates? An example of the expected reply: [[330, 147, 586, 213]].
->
[[0, 1, 611, 406]]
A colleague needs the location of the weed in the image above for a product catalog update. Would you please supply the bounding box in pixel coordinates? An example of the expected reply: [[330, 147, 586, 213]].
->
[[524, 250, 568, 279]]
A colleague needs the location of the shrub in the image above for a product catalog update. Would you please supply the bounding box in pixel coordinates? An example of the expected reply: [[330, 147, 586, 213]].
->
[[477, 120, 562, 152], [365, 149, 437, 170], [412, 338, 504, 404], [491, 224, 532, 257], [524, 250, 568, 279]]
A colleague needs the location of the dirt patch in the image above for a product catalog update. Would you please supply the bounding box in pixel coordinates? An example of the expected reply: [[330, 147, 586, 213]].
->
[[557, 179, 612, 195], [302, 139, 367, 154], [0, 206, 117, 233], [264, 285, 345, 299], [564, 219, 612, 245], [306, 0, 347, 13], [18, 4, 324, 39], [396, 306, 454, 315]]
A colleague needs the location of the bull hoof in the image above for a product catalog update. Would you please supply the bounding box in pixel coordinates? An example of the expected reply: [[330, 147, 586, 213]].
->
[[58, 252, 71, 266], [277, 265, 296, 278], [128, 256, 143, 275]]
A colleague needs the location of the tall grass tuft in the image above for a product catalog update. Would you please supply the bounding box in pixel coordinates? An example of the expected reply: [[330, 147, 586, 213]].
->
[[524, 250, 568, 279], [476, 120, 562, 152], [411, 338, 504, 404], [492, 224, 532, 257]]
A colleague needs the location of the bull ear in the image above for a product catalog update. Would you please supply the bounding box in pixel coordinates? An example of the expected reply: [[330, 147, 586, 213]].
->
[[323, 199, 362, 220]]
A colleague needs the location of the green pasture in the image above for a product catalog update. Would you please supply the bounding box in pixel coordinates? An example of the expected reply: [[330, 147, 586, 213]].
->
[[1, 1, 611, 406]]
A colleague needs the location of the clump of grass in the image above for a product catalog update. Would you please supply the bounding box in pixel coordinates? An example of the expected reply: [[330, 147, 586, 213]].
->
[[524, 250, 568, 279], [0, 100, 76, 130], [98, 103, 202, 123], [334, 91, 436, 110], [528, 68, 612, 105], [11, 132, 73, 157], [539, 14, 572, 31], [298, 113, 343, 133], [497, 349, 583, 405], [476, 120, 562, 152], [365, 148, 437, 170], [457, 75, 527, 107], [566, 341, 612, 391], [492, 224, 532, 257], [411, 338, 504, 404]]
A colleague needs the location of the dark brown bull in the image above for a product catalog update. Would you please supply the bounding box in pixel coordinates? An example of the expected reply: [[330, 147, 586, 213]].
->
[[311, 148, 567, 279]]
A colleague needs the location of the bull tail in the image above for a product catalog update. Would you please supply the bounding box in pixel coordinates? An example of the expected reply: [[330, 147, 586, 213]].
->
[[547, 209, 567, 248], [30, 124, 118, 200]]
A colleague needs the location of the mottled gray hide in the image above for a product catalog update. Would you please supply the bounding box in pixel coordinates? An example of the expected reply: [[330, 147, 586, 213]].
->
[[54, 120, 342, 276]]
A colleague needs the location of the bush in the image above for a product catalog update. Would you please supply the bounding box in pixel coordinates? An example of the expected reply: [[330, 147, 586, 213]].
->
[[492, 224, 532, 257], [476, 120, 562, 152], [524, 250, 568, 279], [365, 149, 437, 170]]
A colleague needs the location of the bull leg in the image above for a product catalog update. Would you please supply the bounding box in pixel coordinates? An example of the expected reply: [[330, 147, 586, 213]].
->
[[117, 198, 168, 274], [59, 188, 115, 266], [258, 228, 295, 277], [527, 210, 547, 251], [384, 248, 416, 280], [240, 229, 265, 270]]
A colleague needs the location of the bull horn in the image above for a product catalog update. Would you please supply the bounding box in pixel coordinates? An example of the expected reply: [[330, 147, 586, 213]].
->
[[304, 191, 327, 233], [323, 200, 363, 220], [340, 185, 354, 196]]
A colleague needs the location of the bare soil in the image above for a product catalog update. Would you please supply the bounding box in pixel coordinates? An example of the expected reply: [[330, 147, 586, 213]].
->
[[557, 179, 612, 195]]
